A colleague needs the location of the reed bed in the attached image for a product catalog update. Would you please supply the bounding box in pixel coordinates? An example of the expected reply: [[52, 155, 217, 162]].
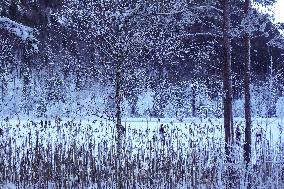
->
[[0, 118, 283, 188]]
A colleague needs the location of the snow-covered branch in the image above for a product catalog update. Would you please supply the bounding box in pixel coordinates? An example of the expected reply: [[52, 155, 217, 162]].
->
[[268, 33, 284, 49], [155, 10, 186, 15], [155, 5, 222, 16], [0, 16, 38, 50], [192, 5, 223, 14], [178, 32, 223, 39]]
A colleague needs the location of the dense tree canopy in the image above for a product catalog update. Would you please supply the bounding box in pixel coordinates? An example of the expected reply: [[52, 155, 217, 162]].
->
[[0, 0, 283, 118]]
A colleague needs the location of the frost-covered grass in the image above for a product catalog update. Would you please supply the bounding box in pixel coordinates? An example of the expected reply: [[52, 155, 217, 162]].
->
[[0, 117, 284, 188]]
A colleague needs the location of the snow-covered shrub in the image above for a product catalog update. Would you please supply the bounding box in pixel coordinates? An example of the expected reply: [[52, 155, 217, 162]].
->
[[45, 74, 66, 103], [251, 83, 277, 117], [191, 80, 223, 118], [137, 89, 154, 117], [122, 99, 131, 117], [233, 99, 244, 118], [164, 102, 175, 118], [276, 96, 284, 118], [35, 97, 47, 117]]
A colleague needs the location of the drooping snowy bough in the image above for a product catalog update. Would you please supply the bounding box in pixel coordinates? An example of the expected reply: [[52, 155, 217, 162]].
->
[[268, 27, 284, 49], [0, 16, 38, 51]]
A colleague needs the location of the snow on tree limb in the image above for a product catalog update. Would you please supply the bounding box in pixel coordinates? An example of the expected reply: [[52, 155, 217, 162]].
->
[[268, 32, 284, 49], [193, 5, 223, 14], [0, 16, 38, 51]]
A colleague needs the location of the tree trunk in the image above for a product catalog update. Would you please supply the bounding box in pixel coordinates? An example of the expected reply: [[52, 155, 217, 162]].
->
[[222, 0, 233, 163], [115, 57, 123, 189], [191, 83, 197, 117], [115, 58, 123, 136], [243, 0, 252, 166], [23, 46, 31, 97]]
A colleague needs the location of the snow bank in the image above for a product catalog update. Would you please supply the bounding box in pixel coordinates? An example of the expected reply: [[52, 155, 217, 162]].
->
[[1, 183, 16, 189]]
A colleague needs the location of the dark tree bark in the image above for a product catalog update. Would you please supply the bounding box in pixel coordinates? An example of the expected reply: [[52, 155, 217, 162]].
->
[[115, 55, 123, 189], [191, 83, 197, 117], [243, 0, 252, 166], [222, 0, 233, 163], [22, 45, 32, 97], [115, 57, 123, 137], [22, 41, 34, 115]]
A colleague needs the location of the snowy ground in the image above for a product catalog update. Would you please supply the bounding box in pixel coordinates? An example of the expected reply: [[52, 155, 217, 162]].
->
[[2, 117, 282, 153]]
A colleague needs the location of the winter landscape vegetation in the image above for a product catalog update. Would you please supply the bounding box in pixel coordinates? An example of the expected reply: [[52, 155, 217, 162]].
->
[[0, 0, 284, 188]]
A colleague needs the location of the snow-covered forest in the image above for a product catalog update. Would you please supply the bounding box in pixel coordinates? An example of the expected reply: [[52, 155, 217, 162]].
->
[[0, 0, 284, 188]]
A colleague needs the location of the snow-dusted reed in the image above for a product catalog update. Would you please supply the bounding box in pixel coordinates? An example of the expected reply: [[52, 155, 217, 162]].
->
[[0, 118, 283, 188]]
